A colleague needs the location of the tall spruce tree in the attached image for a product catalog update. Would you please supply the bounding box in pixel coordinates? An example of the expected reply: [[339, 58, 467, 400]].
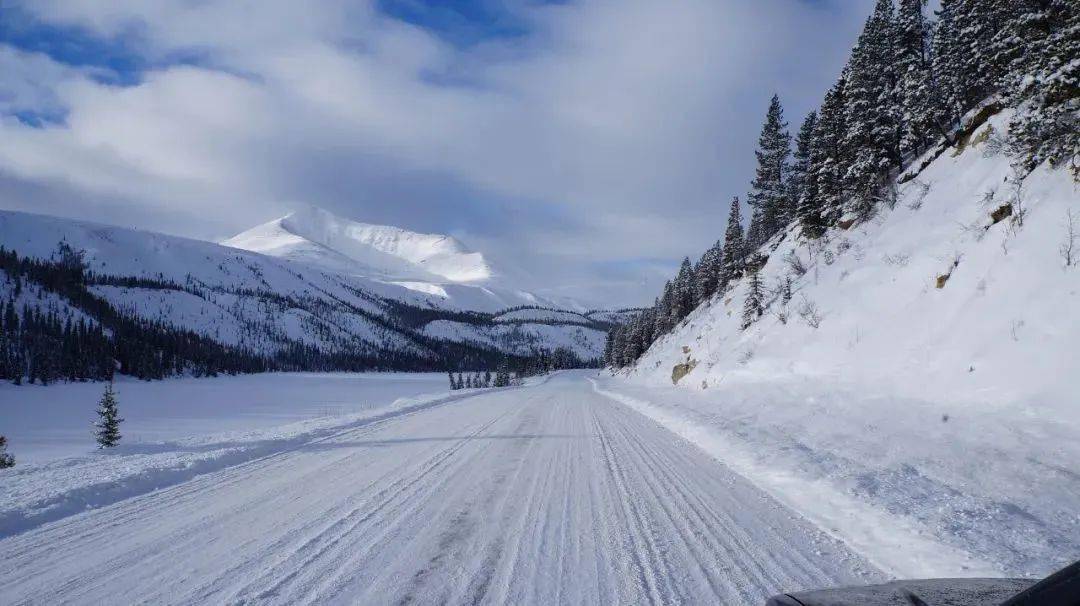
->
[[94, 381, 123, 449], [812, 75, 850, 226], [896, 0, 937, 157], [748, 95, 793, 245], [1004, 0, 1078, 170], [693, 240, 724, 305], [931, 0, 968, 132], [671, 257, 696, 322], [791, 111, 827, 238], [843, 0, 901, 216], [721, 197, 747, 284]]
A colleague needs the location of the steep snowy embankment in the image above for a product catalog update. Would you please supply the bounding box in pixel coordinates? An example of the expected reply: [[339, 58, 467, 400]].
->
[[614, 111, 1079, 577]]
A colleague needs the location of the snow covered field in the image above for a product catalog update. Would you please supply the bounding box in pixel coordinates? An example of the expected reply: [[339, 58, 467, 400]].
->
[[0, 372, 885, 604], [1, 372, 449, 464]]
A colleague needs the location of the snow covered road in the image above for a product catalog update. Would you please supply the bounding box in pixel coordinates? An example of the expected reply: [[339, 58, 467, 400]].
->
[[0, 372, 883, 604]]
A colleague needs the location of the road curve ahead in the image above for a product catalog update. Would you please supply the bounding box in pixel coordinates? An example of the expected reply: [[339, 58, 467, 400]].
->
[[0, 371, 882, 605]]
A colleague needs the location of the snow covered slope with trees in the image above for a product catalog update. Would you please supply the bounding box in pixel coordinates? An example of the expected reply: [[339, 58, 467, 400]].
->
[[0, 211, 616, 384], [603, 0, 1077, 578]]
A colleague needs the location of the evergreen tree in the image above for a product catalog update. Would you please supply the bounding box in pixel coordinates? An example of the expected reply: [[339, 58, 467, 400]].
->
[[693, 240, 724, 305], [448, 371, 457, 390], [671, 257, 696, 322], [741, 269, 765, 330], [931, 0, 968, 132], [791, 111, 827, 238], [483, 370, 492, 387], [748, 94, 793, 244], [812, 75, 850, 225], [896, 0, 937, 157], [843, 0, 901, 216], [0, 435, 14, 468], [1004, 0, 1078, 171], [721, 197, 747, 285], [94, 381, 123, 448]]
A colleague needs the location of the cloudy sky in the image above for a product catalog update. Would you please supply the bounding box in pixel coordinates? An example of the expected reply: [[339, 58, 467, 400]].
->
[[0, 0, 876, 307]]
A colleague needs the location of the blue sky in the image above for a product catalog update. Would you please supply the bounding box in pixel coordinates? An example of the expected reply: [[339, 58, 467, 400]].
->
[[0, 0, 875, 307]]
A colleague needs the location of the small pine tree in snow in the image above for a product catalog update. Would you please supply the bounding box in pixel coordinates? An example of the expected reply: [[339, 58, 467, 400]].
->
[[0, 435, 14, 468], [721, 197, 747, 285], [448, 371, 457, 390], [741, 269, 765, 331], [94, 382, 123, 449]]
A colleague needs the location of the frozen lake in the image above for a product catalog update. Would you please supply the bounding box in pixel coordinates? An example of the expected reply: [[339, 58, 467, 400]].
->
[[0, 372, 449, 464]]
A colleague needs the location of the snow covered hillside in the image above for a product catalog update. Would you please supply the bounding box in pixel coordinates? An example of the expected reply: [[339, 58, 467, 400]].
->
[[0, 210, 616, 377], [222, 206, 567, 312], [612, 110, 1079, 576]]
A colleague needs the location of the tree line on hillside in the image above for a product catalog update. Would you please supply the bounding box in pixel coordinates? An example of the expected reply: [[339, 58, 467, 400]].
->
[[0, 243, 600, 386], [606, 0, 1076, 369]]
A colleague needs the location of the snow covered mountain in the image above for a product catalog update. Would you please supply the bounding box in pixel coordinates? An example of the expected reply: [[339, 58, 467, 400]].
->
[[0, 210, 620, 377], [221, 206, 573, 313], [223, 206, 494, 284]]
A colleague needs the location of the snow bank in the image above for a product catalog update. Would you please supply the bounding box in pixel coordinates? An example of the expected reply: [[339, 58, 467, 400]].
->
[[614, 112, 1079, 578]]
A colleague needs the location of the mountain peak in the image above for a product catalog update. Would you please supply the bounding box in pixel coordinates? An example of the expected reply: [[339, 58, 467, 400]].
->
[[223, 206, 495, 283]]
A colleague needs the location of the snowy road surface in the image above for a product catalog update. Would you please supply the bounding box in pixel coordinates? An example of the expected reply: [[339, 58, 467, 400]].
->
[[0, 372, 883, 604]]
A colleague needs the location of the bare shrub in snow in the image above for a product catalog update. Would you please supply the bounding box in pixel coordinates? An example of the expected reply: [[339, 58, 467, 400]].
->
[[1011, 319, 1024, 342], [784, 252, 807, 277], [983, 131, 1006, 158], [737, 348, 755, 365], [882, 252, 910, 267], [979, 187, 997, 209], [774, 308, 789, 325], [905, 179, 931, 210], [1008, 169, 1027, 227], [957, 219, 989, 242], [797, 296, 822, 329], [823, 249, 836, 266], [879, 181, 899, 210], [1061, 209, 1077, 269], [836, 239, 852, 254]]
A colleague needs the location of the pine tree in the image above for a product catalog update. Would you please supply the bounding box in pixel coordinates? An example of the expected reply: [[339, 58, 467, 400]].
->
[[671, 257, 696, 322], [693, 240, 724, 305], [896, 0, 937, 157], [748, 95, 793, 244], [721, 197, 746, 285], [483, 370, 492, 387], [931, 0, 968, 132], [741, 269, 765, 330], [791, 111, 828, 238], [843, 0, 901, 216], [94, 381, 123, 449], [0, 435, 14, 468], [448, 371, 457, 390], [1004, 0, 1078, 171], [813, 75, 850, 226]]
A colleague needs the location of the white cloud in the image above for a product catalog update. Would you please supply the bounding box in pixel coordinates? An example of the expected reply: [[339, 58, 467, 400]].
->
[[0, 0, 872, 306]]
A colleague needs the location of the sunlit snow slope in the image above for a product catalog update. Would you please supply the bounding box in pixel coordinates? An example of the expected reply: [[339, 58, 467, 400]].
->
[[223, 206, 493, 283], [614, 109, 1079, 576]]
